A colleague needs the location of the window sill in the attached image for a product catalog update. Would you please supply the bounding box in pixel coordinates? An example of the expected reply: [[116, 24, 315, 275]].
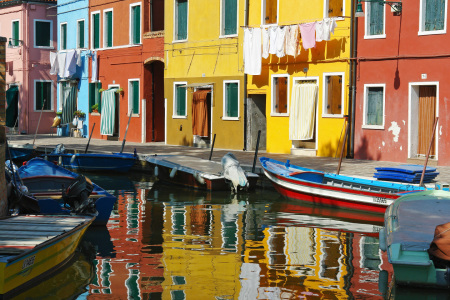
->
[[34, 46, 54, 50], [364, 34, 386, 40], [91, 112, 100, 116], [131, 113, 139, 117], [222, 117, 239, 121], [270, 113, 289, 117], [418, 29, 446, 36], [172, 39, 188, 44], [172, 115, 187, 119], [362, 125, 384, 130], [219, 34, 238, 39], [321, 114, 344, 118]]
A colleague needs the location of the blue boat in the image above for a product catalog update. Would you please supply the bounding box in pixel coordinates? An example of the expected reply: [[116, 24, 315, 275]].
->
[[5, 143, 36, 162], [43, 145, 137, 173], [14, 158, 116, 225]]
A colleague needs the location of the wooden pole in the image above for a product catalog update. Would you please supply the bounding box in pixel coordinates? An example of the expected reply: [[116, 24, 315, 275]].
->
[[252, 130, 261, 173], [419, 117, 439, 187], [209, 134, 216, 161], [32, 99, 45, 146], [120, 110, 133, 153], [336, 117, 349, 175], [84, 123, 96, 154]]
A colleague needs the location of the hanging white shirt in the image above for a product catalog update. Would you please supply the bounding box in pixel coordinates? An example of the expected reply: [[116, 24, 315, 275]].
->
[[262, 27, 269, 59], [57, 52, 67, 78], [91, 51, 98, 82], [64, 50, 77, 78], [49, 52, 59, 75], [268, 26, 277, 55], [275, 26, 286, 58], [243, 27, 262, 75]]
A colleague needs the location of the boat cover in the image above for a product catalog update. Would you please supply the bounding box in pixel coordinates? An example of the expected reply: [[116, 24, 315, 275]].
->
[[428, 222, 450, 268], [19, 158, 76, 179]]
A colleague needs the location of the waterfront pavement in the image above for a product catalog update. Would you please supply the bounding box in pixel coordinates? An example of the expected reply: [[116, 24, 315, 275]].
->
[[7, 133, 450, 185]]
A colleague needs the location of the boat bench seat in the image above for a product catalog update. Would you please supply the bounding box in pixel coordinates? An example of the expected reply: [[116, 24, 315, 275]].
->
[[289, 171, 324, 183]]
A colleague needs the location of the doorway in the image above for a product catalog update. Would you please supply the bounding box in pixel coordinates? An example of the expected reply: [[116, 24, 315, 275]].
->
[[246, 94, 266, 150], [107, 85, 120, 140], [192, 86, 212, 148], [6, 85, 19, 132]]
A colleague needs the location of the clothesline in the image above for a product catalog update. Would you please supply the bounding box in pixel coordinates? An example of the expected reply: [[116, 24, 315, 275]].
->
[[241, 16, 350, 29]]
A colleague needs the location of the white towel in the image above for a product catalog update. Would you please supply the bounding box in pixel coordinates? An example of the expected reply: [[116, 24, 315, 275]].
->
[[57, 52, 67, 78], [243, 28, 262, 75], [91, 51, 98, 82], [262, 27, 269, 59], [49, 52, 58, 75], [289, 83, 318, 140], [76, 49, 82, 66], [275, 26, 286, 58], [316, 20, 324, 42], [285, 25, 299, 57], [268, 26, 277, 55], [64, 50, 77, 78]]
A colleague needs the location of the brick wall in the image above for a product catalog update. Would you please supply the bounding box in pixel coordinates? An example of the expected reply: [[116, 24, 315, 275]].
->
[[0, 36, 7, 216]]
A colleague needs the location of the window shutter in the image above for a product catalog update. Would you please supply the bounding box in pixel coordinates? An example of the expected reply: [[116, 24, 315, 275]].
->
[[226, 83, 238, 117], [328, 0, 343, 17], [36, 82, 43, 110], [93, 14, 100, 49], [61, 24, 67, 50], [36, 22, 50, 47], [425, 0, 445, 31], [435, 0, 445, 30], [367, 87, 383, 125], [97, 82, 102, 112], [13, 21, 19, 46], [177, 0, 188, 40], [132, 81, 139, 114], [265, 0, 277, 24], [36, 82, 51, 110], [78, 20, 85, 48], [89, 83, 94, 110], [106, 12, 112, 47], [369, 2, 383, 35], [176, 86, 186, 116], [224, 0, 237, 35]]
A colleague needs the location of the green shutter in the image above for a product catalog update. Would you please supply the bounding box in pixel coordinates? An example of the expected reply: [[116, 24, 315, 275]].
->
[[94, 14, 100, 49], [61, 24, 67, 50], [131, 81, 139, 114], [224, 0, 237, 35], [36, 82, 51, 110], [12, 21, 19, 46], [367, 87, 383, 125], [176, 85, 186, 116], [369, 2, 383, 35], [89, 83, 95, 110], [226, 83, 238, 118], [78, 20, 85, 48], [132, 6, 141, 44], [106, 12, 112, 47], [425, 0, 445, 31], [36, 21, 50, 47], [177, 0, 187, 40], [89, 82, 102, 112]]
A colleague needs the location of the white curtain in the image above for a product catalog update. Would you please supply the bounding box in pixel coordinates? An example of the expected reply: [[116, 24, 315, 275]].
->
[[289, 83, 318, 140], [100, 89, 116, 135]]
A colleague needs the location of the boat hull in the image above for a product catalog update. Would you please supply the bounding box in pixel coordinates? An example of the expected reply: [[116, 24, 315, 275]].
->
[[44, 153, 136, 172], [0, 215, 94, 297]]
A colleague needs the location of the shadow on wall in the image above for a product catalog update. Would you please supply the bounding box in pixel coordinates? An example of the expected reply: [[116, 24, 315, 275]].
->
[[355, 135, 382, 161]]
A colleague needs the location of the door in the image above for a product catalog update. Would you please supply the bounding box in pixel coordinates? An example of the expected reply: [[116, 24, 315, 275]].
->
[[6, 85, 19, 129], [246, 94, 266, 150], [417, 86, 437, 157]]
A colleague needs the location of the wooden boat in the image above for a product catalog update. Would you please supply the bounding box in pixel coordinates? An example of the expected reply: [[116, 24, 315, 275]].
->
[[5, 143, 36, 162], [379, 190, 450, 288], [44, 152, 137, 173], [146, 153, 259, 192], [15, 158, 116, 225], [260, 157, 428, 213], [0, 215, 94, 298]]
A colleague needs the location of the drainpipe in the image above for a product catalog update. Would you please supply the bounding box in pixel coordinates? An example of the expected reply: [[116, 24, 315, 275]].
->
[[243, 0, 249, 151], [347, 0, 357, 158]]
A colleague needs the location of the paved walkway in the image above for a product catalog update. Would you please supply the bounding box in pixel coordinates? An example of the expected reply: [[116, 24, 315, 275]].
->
[[7, 133, 450, 184]]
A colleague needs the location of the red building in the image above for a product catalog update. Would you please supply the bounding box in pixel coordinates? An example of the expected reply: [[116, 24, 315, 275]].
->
[[354, 1, 450, 165], [88, 0, 164, 143]]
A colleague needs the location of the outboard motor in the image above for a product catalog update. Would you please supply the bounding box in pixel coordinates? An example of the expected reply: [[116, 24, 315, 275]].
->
[[62, 175, 97, 215], [5, 163, 40, 214]]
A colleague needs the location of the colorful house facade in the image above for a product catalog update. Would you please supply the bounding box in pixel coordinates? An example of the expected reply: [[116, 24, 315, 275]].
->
[[0, 0, 57, 135], [354, 1, 450, 166], [88, 0, 165, 143], [246, 0, 354, 157], [164, 0, 246, 150]]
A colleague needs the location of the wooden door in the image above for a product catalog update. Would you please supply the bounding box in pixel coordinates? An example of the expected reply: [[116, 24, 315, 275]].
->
[[418, 86, 436, 156]]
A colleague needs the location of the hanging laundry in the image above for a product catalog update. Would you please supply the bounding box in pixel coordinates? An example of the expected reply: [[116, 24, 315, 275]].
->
[[323, 18, 338, 40], [275, 26, 287, 58], [91, 51, 98, 82], [50, 52, 59, 75], [244, 27, 262, 75], [262, 27, 269, 59], [64, 50, 77, 78], [285, 24, 300, 57], [268, 26, 277, 55], [76, 49, 82, 67], [299, 22, 316, 50], [315, 20, 325, 42], [57, 52, 67, 78]]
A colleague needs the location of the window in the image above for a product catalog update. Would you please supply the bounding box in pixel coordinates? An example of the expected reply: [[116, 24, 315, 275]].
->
[[35, 81, 53, 111], [323, 73, 344, 116], [60, 23, 67, 50], [221, 0, 238, 36], [130, 4, 141, 44], [34, 20, 52, 48], [223, 80, 239, 119], [89, 82, 102, 113], [262, 0, 278, 25], [91, 12, 100, 49], [104, 10, 113, 48], [173, 82, 187, 117], [11, 20, 19, 47], [77, 19, 85, 48], [420, 0, 447, 34], [271, 75, 289, 115], [325, 0, 344, 18], [365, 2, 385, 38], [363, 84, 385, 129], [128, 79, 140, 115], [175, 0, 188, 41]]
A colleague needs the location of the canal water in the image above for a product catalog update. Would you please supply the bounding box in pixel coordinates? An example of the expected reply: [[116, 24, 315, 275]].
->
[[16, 173, 437, 299]]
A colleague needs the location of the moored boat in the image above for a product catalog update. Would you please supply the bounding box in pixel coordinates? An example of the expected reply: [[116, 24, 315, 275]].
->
[[259, 157, 431, 213], [379, 190, 450, 288], [0, 215, 94, 298]]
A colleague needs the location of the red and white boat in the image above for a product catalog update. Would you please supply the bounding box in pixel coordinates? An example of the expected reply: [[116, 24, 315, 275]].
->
[[260, 157, 428, 213]]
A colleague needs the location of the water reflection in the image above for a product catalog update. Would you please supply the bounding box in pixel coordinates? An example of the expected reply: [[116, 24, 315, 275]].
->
[[74, 176, 394, 299]]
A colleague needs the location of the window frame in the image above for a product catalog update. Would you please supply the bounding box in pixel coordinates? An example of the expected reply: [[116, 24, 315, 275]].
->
[[11, 19, 20, 47], [173, 82, 188, 118], [91, 11, 101, 49], [128, 78, 140, 116], [419, 0, 448, 35], [77, 19, 85, 49], [34, 80, 54, 112], [261, 0, 279, 26], [364, 2, 386, 39], [223, 80, 240, 120], [322, 72, 345, 118], [173, 0, 188, 42], [89, 82, 102, 113], [103, 9, 113, 48], [362, 83, 386, 130], [60, 22, 67, 50], [270, 74, 290, 116], [130, 2, 142, 45], [34, 19, 53, 49], [220, 0, 239, 37], [323, 0, 346, 19]]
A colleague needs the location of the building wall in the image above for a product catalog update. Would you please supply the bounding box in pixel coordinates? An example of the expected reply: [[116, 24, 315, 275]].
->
[[0, 36, 7, 216], [247, 0, 352, 157], [164, 0, 245, 150]]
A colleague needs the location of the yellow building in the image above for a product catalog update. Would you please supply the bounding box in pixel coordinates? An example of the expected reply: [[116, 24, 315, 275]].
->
[[164, 0, 247, 150], [246, 0, 354, 157]]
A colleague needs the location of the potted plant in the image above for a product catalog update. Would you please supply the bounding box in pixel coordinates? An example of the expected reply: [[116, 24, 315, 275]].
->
[[91, 104, 99, 113], [73, 110, 86, 119], [56, 111, 63, 117]]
